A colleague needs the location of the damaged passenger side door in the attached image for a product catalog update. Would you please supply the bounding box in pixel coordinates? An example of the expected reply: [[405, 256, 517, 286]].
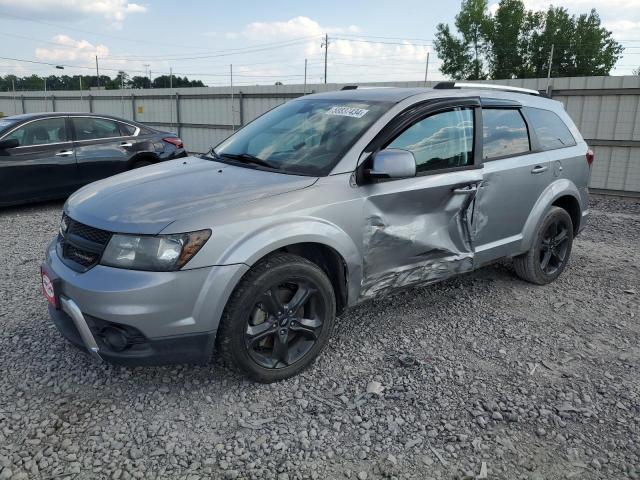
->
[[357, 99, 483, 299]]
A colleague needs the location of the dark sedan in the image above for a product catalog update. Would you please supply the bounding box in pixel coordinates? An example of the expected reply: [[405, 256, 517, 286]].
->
[[0, 112, 187, 206]]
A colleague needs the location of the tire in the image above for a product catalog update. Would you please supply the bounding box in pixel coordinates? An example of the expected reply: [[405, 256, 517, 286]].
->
[[513, 206, 574, 285], [131, 159, 153, 169], [217, 252, 336, 383]]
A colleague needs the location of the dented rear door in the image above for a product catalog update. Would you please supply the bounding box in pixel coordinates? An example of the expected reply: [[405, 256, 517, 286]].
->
[[358, 99, 483, 299]]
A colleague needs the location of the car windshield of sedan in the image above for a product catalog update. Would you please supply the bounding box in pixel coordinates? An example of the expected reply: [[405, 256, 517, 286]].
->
[[212, 98, 392, 176]]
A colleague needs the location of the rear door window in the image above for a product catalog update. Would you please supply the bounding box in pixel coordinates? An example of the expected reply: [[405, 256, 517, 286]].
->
[[525, 107, 576, 150], [72, 117, 121, 141], [3, 118, 68, 147], [482, 109, 530, 160]]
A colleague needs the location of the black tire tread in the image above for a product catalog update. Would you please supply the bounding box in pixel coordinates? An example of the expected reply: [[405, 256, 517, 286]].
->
[[513, 206, 573, 285], [216, 252, 335, 382]]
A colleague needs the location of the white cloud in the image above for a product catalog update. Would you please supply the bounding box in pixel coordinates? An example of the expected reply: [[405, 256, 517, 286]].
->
[[242, 16, 362, 40], [0, 0, 146, 27], [35, 35, 110, 63]]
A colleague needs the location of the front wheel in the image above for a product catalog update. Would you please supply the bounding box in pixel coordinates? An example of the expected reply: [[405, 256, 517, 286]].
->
[[513, 206, 574, 285], [217, 253, 336, 382]]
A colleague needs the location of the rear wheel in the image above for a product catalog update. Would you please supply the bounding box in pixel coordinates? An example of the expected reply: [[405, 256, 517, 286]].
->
[[217, 253, 336, 382], [513, 206, 573, 285], [131, 159, 152, 169]]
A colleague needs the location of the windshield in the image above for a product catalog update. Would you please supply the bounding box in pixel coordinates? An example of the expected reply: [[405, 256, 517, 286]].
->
[[213, 98, 392, 176]]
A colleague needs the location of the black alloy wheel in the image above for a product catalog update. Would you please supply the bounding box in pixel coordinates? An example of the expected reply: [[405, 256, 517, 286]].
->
[[217, 252, 336, 382], [539, 217, 571, 275], [245, 280, 326, 369]]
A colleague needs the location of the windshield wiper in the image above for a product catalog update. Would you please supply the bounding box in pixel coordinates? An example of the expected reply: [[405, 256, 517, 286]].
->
[[217, 152, 276, 170]]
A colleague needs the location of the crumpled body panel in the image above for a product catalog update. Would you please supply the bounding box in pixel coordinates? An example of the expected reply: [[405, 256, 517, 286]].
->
[[359, 171, 481, 300]]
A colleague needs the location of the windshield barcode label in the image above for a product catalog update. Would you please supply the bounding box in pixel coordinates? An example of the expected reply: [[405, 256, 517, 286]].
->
[[325, 106, 369, 118]]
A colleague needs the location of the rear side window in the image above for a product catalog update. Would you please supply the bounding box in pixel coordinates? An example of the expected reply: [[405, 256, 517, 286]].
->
[[387, 108, 474, 173], [482, 109, 530, 160], [525, 107, 576, 150], [72, 117, 121, 141]]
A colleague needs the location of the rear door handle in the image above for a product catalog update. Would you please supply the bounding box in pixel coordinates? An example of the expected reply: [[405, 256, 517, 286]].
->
[[531, 165, 548, 174], [452, 184, 479, 194], [55, 150, 74, 157], [120, 142, 133, 148]]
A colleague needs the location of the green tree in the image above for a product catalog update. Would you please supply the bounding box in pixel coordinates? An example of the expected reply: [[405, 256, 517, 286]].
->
[[434, 0, 490, 79], [436, 1, 623, 79]]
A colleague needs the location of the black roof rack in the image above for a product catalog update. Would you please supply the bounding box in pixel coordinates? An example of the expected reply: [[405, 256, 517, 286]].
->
[[341, 85, 358, 90]]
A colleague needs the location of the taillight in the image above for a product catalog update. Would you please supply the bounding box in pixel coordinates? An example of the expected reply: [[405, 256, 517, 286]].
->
[[586, 148, 594, 168], [163, 137, 184, 149]]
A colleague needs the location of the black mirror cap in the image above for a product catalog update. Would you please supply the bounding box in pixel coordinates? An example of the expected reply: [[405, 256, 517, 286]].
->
[[0, 138, 18, 149]]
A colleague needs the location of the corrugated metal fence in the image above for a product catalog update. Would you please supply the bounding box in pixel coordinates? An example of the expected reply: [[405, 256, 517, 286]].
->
[[1, 76, 639, 195]]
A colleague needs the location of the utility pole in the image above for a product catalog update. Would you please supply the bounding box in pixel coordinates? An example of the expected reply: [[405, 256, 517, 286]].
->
[[424, 52, 430, 87], [95, 55, 100, 88], [11, 78, 16, 114], [546, 43, 554, 93], [144, 64, 150, 87], [44, 77, 47, 112], [79, 76, 83, 102], [321, 33, 329, 84], [121, 72, 125, 117], [169, 67, 174, 130], [304, 58, 307, 94], [230, 64, 234, 132]]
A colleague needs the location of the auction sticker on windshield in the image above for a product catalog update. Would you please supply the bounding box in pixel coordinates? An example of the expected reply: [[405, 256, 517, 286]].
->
[[325, 106, 369, 118]]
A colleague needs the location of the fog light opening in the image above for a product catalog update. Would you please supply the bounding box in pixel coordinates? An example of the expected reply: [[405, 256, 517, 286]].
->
[[100, 326, 130, 352]]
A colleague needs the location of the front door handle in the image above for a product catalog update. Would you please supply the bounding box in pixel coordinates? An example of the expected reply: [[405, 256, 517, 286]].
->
[[120, 142, 133, 148], [55, 150, 74, 157], [452, 184, 479, 194], [531, 165, 548, 174]]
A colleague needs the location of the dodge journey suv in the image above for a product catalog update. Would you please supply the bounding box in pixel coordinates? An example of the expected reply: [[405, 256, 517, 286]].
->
[[42, 83, 592, 382]]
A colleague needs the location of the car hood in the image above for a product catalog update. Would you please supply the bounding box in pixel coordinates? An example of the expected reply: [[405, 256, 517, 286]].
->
[[65, 156, 318, 234]]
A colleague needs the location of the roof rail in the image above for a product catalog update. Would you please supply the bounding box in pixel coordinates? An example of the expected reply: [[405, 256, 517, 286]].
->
[[433, 81, 540, 96], [341, 85, 358, 90]]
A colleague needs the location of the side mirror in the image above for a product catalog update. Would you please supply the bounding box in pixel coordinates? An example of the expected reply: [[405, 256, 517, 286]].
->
[[366, 148, 416, 179], [0, 138, 18, 150]]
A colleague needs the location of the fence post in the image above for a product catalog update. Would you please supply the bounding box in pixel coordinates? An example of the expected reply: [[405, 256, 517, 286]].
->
[[175, 93, 181, 137], [131, 93, 136, 121], [20, 95, 25, 114], [238, 91, 244, 126], [88, 94, 93, 113]]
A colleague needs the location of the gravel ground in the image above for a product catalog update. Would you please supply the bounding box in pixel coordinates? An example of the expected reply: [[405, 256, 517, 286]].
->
[[0, 195, 638, 480]]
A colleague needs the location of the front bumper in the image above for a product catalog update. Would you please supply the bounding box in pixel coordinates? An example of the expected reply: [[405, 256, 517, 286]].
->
[[44, 238, 249, 365]]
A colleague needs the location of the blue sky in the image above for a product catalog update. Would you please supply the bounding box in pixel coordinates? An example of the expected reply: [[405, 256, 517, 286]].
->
[[0, 0, 638, 86]]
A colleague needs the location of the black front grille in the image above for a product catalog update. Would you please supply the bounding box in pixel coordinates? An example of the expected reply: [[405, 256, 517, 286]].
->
[[58, 215, 112, 272], [67, 219, 112, 245]]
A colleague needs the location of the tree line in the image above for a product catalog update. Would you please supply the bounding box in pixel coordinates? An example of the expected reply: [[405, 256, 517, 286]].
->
[[434, 0, 624, 80], [0, 71, 205, 92]]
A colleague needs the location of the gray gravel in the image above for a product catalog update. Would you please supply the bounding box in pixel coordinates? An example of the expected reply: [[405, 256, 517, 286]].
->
[[0, 195, 639, 480]]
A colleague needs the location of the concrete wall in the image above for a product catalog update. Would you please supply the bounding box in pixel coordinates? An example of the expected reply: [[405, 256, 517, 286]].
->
[[1, 76, 640, 195]]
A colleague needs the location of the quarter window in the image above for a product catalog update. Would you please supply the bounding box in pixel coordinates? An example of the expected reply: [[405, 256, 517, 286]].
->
[[3, 118, 68, 147], [119, 122, 138, 136], [482, 109, 530, 160], [387, 108, 474, 173], [525, 107, 576, 150], [72, 117, 121, 141]]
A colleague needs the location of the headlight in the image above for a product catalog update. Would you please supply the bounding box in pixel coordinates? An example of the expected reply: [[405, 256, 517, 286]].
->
[[100, 229, 211, 271]]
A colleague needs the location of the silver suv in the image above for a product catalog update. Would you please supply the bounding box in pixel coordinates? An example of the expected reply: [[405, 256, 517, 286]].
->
[[41, 83, 592, 382]]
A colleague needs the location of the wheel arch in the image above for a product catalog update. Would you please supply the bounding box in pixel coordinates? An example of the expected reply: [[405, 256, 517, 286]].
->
[[218, 219, 363, 313], [520, 179, 583, 252], [126, 151, 160, 169]]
